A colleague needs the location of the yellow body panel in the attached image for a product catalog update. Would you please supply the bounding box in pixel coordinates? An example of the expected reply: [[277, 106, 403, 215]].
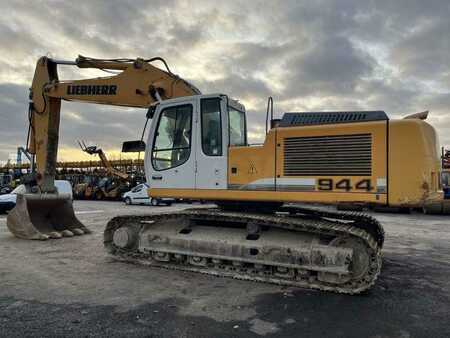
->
[[388, 119, 442, 206], [151, 118, 442, 207], [227, 131, 276, 189]]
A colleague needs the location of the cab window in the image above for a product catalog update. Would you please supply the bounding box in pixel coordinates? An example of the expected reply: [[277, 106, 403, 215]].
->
[[152, 104, 192, 171], [229, 106, 246, 146], [201, 98, 222, 156]]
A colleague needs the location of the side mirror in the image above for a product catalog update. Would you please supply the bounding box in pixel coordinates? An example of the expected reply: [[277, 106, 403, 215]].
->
[[122, 140, 146, 153]]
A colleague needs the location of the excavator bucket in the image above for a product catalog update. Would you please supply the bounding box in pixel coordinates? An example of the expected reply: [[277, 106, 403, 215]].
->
[[7, 193, 91, 240]]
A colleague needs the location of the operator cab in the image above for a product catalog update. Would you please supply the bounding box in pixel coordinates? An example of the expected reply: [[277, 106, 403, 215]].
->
[[141, 94, 246, 191]]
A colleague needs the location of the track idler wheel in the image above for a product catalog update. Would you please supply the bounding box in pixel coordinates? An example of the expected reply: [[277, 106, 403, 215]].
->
[[113, 227, 138, 249], [318, 236, 370, 285]]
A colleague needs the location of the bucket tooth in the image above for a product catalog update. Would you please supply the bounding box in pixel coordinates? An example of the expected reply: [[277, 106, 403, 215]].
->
[[72, 228, 85, 236], [6, 193, 91, 240], [49, 231, 63, 239], [61, 230, 74, 237]]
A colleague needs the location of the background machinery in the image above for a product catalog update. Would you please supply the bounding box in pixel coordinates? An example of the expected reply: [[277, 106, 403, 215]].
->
[[78, 141, 131, 200], [407, 146, 450, 214], [0, 173, 13, 194], [16, 146, 34, 173], [78, 141, 129, 181], [6, 55, 444, 294], [441, 147, 450, 199], [72, 173, 98, 200]]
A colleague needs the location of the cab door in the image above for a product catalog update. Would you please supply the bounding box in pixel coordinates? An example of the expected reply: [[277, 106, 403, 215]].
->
[[146, 99, 197, 189], [195, 97, 227, 189]]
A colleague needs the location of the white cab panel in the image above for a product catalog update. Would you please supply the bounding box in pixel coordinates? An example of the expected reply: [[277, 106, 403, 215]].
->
[[194, 96, 228, 189], [145, 98, 197, 190]]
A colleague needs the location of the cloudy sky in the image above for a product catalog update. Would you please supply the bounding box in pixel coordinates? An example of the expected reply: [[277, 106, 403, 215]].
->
[[0, 0, 449, 162]]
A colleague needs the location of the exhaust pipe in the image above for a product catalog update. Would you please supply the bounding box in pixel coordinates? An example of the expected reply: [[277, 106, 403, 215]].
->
[[7, 193, 91, 240]]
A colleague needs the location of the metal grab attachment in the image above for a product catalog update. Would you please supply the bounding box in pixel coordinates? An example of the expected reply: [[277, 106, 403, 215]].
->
[[7, 193, 91, 240], [78, 140, 100, 155]]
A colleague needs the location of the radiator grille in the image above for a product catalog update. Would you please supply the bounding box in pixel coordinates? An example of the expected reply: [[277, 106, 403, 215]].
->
[[283, 134, 372, 176]]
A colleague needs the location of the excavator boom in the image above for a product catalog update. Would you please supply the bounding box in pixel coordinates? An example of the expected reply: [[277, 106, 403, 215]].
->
[[8, 55, 200, 240]]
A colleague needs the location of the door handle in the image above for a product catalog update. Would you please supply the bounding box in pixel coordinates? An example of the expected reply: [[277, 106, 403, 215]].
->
[[152, 175, 162, 180]]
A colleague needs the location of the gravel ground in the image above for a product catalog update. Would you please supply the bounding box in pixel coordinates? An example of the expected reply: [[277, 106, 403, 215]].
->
[[0, 201, 449, 338]]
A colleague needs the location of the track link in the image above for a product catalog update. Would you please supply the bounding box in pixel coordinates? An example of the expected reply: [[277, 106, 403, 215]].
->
[[104, 207, 383, 294]]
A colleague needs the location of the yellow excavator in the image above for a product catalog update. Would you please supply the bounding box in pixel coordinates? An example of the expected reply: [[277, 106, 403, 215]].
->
[[6, 55, 443, 294]]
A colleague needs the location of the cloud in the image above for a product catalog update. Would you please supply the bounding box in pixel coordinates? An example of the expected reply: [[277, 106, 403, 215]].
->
[[0, 83, 29, 160], [389, 19, 450, 82], [0, 82, 147, 161], [283, 35, 376, 98]]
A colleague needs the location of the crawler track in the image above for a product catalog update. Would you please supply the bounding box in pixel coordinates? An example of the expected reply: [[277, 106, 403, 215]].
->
[[104, 207, 383, 294]]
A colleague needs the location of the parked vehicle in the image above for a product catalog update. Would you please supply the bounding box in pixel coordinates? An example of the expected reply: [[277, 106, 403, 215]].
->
[[122, 183, 173, 206], [0, 186, 12, 195], [0, 174, 13, 195], [0, 180, 72, 214]]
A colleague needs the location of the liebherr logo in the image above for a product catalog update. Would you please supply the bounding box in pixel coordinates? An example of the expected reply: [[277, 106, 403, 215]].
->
[[67, 85, 117, 95]]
